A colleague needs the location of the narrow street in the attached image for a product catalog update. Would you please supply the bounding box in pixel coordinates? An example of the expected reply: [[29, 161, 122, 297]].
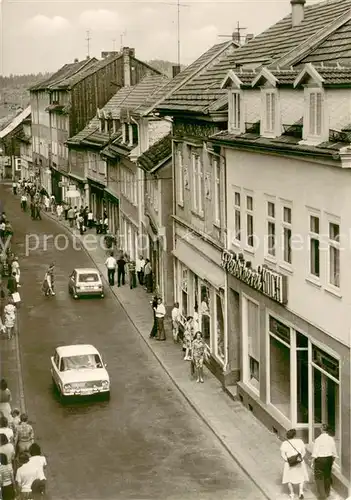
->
[[2, 185, 265, 500]]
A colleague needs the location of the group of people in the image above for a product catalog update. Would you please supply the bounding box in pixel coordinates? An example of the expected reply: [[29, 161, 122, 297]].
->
[[104, 252, 153, 291], [16, 180, 44, 221], [280, 424, 338, 500], [0, 379, 47, 500]]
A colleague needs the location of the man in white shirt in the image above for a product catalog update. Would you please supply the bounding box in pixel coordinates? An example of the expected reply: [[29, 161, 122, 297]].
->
[[20, 194, 27, 212], [105, 252, 117, 286], [154, 298, 166, 341], [312, 424, 338, 500], [171, 302, 180, 343], [16, 452, 41, 497], [136, 255, 145, 285]]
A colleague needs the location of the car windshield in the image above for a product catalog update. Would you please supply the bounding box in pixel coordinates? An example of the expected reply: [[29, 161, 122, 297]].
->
[[61, 354, 103, 370], [78, 273, 99, 283]]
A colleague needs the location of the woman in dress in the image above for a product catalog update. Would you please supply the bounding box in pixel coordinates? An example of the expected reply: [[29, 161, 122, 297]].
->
[[0, 452, 15, 500], [0, 380, 12, 423], [280, 428, 309, 499], [182, 316, 194, 361], [191, 331, 205, 383], [4, 299, 16, 340], [0, 435, 15, 467]]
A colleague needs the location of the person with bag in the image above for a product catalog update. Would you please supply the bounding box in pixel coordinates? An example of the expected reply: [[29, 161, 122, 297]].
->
[[280, 428, 308, 499], [311, 424, 338, 500]]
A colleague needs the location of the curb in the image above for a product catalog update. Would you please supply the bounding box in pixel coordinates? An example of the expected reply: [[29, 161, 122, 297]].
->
[[14, 315, 26, 413], [43, 210, 273, 500]]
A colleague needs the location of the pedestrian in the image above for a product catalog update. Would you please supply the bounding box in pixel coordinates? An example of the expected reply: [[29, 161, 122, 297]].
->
[[193, 305, 200, 332], [0, 380, 12, 423], [43, 195, 50, 212], [0, 220, 5, 240], [128, 261, 137, 289], [183, 316, 194, 361], [16, 415, 34, 455], [201, 295, 210, 341], [0, 452, 15, 500], [10, 410, 20, 446], [12, 182, 17, 196], [42, 263, 55, 296], [117, 255, 126, 287], [50, 194, 56, 213], [103, 216, 109, 234], [191, 331, 206, 383], [0, 416, 14, 444], [34, 202, 41, 220], [56, 203, 63, 220], [30, 202, 35, 220], [0, 435, 14, 467], [280, 428, 308, 499], [77, 214, 84, 235], [7, 272, 17, 296], [83, 206, 89, 228], [311, 424, 338, 500], [149, 295, 158, 338], [28, 443, 47, 497], [4, 299, 16, 340], [171, 302, 180, 343], [20, 194, 27, 212], [136, 255, 145, 285], [154, 297, 166, 341], [11, 257, 20, 288], [67, 206, 75, 228], [15, 451, 39, 500], [105, 252, 117, 286], [144, 259, 152, 293], [87, 209, 93, 229]]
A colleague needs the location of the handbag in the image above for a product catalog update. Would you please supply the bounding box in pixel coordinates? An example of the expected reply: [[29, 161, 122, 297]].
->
[[286, 440, 303, 467], [12, 291, 21, 303]]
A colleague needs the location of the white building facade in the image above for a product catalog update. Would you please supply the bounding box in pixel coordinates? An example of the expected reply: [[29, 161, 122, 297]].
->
[[210, 63, 351, 491]]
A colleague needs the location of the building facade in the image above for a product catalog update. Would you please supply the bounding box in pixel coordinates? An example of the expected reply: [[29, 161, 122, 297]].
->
[[18, 115, 34, 181]]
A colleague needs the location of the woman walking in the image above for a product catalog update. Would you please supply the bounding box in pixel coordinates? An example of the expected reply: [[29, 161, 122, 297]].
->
[[0, 380, 12, 422], [4, 299, 16, 340], [183, 316, 194, 361], [42, 263, 55, 297], [280, 428, 308, 499], [191, 331, 205, 383], [0, 452, 15, 500]]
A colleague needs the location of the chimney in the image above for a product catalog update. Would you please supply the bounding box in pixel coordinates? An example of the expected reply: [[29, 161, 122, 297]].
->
[[291, 0, 306, 27], [232, 32, 241, 44], [172, 65, 181, 78], [245, 34, 254, 43], [122, 47, 134, 87], [74, 58, 79, 63]]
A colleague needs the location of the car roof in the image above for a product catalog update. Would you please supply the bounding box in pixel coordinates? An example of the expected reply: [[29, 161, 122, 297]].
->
[[56, 344, 100, 357], [74, 268, 100, 274]]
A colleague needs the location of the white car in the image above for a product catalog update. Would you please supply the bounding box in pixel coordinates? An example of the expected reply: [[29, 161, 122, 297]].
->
[[51, 344, 110, 399], [68, 268, 104, 299]]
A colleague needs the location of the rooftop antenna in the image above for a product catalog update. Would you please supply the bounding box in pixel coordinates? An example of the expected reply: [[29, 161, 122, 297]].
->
[[86, 30, 91, 57], [218, 21, 247, 45], [120, 31, 126, 49], [164, 1, 189, 66]]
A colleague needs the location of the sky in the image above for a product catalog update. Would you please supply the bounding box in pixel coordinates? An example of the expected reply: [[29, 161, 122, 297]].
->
[[1, 0, 321, 76]]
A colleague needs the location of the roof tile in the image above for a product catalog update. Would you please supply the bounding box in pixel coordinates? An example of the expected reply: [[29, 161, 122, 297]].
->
[[138, 134, 172, 172]]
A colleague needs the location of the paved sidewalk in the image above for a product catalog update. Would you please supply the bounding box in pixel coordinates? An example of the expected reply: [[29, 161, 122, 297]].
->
[[44, 211, 344, 500]]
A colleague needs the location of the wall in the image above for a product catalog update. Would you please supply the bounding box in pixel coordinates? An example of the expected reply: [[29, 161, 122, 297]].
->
[[147, 119, 172, 149], [68, 148, 87, 180], [326, 88, 351, 131], [225, 147, 351, 346]]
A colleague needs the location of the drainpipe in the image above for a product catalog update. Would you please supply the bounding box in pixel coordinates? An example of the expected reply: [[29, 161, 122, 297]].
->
[[131, 115, 143, 253]]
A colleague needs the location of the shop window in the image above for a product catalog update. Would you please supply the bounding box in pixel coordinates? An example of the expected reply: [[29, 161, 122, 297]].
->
[[296, 331, 309, 424], [200, 284, 210, 346], [246, 298, 260, 391], [215, 293, 225, 361], [246, 194, 254, 248], [181, 265, 188, 318], [282, 205, 292, 264], [267, 200, 276, 257], [233, 190, 241, 242], [269, 316, 290, 419]]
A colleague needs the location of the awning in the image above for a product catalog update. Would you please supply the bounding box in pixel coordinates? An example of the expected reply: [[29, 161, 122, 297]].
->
[[68, 172, 86, 184], [66, 190, 81, 198], [172, 239, 225, 290], [104, 187, 119, 202]]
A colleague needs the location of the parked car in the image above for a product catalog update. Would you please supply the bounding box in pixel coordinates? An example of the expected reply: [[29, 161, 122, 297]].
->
[[68, 267, 104, 299], [51, 344, 110, 399]]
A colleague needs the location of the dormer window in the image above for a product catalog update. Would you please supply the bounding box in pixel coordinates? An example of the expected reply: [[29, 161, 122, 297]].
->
[[229, 91, 241, 133], [122, 123, 129, 144]]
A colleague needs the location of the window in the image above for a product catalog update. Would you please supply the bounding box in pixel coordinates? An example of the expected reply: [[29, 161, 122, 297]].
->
[[233, 191, 241, 242], [191, 153, 204, 215], [214, 159, 221, 225], [180, 265, 188, 317], [246, 298, 260, 391], [246, 195, 254, 248], [265, 92, 276, 133], [267, 201, 276, 257], [282, 206, 292, 264], [131, 124, 138, 145], [215, 292, 225, 361], [309, 92, 322, 136], [328, 222, 340, 288], [269, 316, 290, 419], [309, 215, 320, 278], [200, 284, 211, 346], [230, 92, 241, 131], [122, 123, 129, 144]]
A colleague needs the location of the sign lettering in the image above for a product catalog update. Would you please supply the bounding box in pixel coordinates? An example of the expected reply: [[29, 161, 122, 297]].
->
[[221, 250, 288, 305]]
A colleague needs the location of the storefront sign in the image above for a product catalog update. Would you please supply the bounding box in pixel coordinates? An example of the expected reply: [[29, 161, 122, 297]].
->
[[221, 250, 288, 305]]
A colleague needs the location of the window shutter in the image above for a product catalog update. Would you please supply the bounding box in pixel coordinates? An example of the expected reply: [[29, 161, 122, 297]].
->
[[310, 93, 316, 134], [316, 93, 322, 136]]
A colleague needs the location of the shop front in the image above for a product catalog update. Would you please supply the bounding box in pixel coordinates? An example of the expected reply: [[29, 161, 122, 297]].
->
[[51, 168, 63, 202], [120, 213, 138, 261], [173, 235, 232, 384], [222, 249, 350, 493], [66, 173, 87, 209], [87, 178, 106, 221], [104, 189, 120, 236]]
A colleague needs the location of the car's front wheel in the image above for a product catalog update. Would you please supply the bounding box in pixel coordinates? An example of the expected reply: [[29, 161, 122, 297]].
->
[[100, 293, 104, 298]]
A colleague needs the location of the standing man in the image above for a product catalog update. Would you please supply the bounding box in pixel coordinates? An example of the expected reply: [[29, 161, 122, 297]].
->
[[154, 297, 166, 341], [312, 424, 338, 500], [105, 252, 117, 286], [136, 255, 145, 285], [20, 193, 27, 212], [12, 181, 17, 195], [117, 254, 126, 287], [144, 259, 152, 293], [67, 206, 75, 228]]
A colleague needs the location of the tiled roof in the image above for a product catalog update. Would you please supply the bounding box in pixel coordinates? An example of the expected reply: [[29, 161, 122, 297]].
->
[[0, 106, 31, 139], [29, 59, 97, 91], [66, 117, 100, 145], [101, 138, 133, 159], [310, 66, 351, 85], [301, 19, 351, 65], [116, 74, 170, 115], [210, 130, 349, 156], [158, 0, 351, 114], [138, 133, 172, 172]]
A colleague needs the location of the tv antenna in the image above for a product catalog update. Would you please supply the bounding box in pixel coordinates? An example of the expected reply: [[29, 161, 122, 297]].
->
[[86, 30, 91, 57], [164, 1, 189, 66], [218, 21, 247, 44], [120, 31, 127, 49]]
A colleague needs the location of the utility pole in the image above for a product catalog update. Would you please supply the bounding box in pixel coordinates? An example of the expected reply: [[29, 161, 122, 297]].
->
[[86, 30, 91, 58], [120, 31, 126, 49], [164, 1, 189, 67]]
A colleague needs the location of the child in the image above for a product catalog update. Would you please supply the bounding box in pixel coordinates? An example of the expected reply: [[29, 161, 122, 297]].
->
[[171, 302, 180, 343]]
